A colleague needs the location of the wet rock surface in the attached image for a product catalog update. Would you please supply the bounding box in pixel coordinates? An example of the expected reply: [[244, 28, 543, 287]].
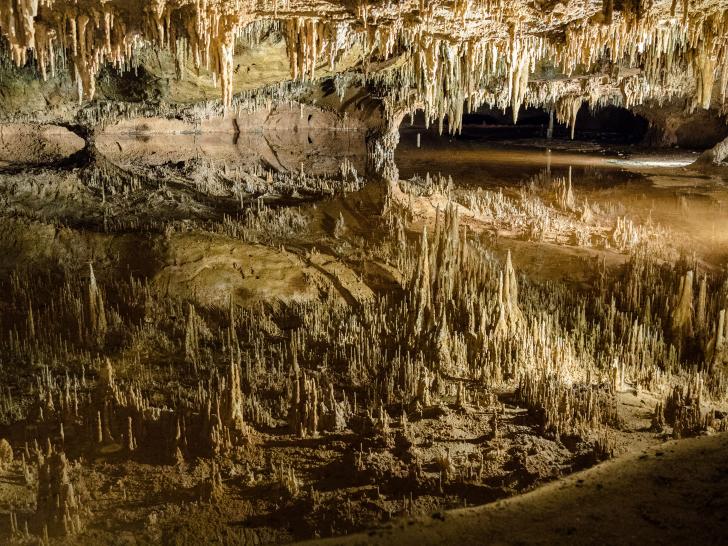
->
[[1, 2, 728, 544]]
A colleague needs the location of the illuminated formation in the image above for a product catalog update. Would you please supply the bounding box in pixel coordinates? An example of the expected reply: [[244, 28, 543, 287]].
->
[[0, 1, 727, 545], [0, 1, 726, 127]]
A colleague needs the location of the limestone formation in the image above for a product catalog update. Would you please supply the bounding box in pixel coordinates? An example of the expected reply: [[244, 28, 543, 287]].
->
[[1, 1, 727, 133], [0, 1, 726, 544]]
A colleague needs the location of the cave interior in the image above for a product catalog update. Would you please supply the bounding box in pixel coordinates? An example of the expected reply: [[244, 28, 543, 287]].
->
[[0, 1, 728, 545]]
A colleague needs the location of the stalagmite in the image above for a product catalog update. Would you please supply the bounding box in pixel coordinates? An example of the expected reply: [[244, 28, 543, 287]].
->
[[226, 354, 246, 433], [671, 270, 694, 344], [503, 250, 523, 328], [184, 303, 201, 368], [37, 449, 85, 535], [0, 438, 12, 469], [86, 264, 107, 344], [410, 227, 432, 337]]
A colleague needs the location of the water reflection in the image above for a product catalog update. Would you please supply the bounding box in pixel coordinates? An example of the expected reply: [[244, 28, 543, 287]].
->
[[97, 129, 368, 178], [396, 139, 728, 267]]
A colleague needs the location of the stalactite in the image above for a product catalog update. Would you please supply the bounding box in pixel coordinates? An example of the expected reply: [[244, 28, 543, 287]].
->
[[1, 1, 727, 119]]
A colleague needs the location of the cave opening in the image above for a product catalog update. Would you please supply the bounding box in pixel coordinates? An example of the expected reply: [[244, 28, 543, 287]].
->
[[399, 104, 650, 146]]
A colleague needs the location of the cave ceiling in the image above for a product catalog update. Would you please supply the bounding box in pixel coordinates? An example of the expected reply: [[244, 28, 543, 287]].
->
[[1, 0, 727, 133]]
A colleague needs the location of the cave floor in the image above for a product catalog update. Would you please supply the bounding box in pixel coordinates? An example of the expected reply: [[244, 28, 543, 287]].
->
[[0, 135, 727, 545], [305, 431, 728, 546]]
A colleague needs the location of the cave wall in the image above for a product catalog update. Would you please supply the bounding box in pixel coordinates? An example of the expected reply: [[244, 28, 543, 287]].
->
[[637, 105, 728, 149]]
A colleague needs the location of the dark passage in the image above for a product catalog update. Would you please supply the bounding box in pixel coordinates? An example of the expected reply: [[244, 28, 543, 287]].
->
[[401, 105, 649, 144]]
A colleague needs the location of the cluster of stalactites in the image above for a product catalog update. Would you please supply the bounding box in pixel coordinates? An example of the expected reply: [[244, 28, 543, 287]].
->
[[2, 1, 728, 124], [0, 0, 256, 107], [0, 0, 41, 67], [387, 3, 728, 133], [560, 6, 728, 112], [285, 18, 328, 82], [390, 25, 546, 134]]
